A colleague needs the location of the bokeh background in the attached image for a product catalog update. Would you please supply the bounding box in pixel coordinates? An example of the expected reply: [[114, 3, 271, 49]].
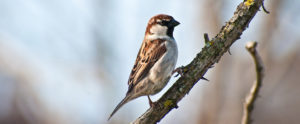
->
[[0, 0, 299, 124]]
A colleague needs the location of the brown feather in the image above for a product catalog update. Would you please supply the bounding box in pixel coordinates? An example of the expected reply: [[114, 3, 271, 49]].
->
[[127, 39, 166, 93]]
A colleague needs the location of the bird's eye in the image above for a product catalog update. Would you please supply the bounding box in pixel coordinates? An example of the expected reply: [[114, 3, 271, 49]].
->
[[162, 21, 168, 25], [156, 19, 169, 26], [157, 21, 163, 25]]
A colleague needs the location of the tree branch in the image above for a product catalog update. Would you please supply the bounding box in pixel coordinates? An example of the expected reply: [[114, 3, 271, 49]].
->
[[133, 0, 266, 123], [241, 41, 264, 124]]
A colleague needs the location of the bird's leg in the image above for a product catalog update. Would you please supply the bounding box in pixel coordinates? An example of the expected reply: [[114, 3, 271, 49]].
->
[[172, 66, 184, 77], [147, 95, 155, 107]]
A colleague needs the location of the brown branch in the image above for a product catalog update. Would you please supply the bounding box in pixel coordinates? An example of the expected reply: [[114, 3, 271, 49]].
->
[[204, 33, 210, 44], [133, 0, 266, 123], [242, 41, 264, 124]]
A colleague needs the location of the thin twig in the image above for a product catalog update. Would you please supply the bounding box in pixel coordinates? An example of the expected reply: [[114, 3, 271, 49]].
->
[[262, 2, 270, 14], [133, 0, 266, 123], [228, 48, 232, 55], [242, 41, 264, 124]]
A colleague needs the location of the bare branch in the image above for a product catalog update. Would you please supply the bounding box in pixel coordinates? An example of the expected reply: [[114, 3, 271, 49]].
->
[[133, 0, 266, 123], [242, 41, 264, 124]]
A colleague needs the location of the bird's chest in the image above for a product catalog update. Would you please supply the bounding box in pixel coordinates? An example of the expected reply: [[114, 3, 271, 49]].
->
[[148, 41, 178, 85]]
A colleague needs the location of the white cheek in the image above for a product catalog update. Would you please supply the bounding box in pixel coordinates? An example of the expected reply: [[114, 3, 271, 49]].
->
[[150, 24, 168, 36]]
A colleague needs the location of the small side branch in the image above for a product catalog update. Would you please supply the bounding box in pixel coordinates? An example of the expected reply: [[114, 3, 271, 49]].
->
[[242, 41, 264, 124], [262, 2, 270, 14], [204, 33, 210, 44]]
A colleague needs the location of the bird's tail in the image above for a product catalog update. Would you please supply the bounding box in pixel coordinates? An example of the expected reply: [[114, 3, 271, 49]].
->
[[108, 95, 132, 120]]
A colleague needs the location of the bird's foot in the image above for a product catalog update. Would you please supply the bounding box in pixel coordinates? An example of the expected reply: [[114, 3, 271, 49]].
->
[[147, 95, 156, 108], [172, 66, 185, 77]]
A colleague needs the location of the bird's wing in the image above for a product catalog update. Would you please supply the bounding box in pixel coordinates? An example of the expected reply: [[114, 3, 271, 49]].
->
[[127, 39, 167, 93]]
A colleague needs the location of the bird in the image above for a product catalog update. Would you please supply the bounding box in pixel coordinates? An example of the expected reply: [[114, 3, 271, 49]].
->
[[108, 14, 180, 120]]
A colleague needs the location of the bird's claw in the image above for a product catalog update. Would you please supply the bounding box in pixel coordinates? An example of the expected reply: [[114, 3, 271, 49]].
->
[[147, 95, 157, 108], [172, 66, 185, 77]]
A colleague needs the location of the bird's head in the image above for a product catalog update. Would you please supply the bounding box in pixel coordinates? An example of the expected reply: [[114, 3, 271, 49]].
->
[[145, 14, 180, 38]]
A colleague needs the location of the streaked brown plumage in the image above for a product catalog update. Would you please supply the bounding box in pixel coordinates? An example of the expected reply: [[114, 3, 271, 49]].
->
[[108, 14, 180, 120]]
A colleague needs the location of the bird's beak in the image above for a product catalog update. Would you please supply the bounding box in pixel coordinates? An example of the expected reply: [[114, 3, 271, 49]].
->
[[169, 19, 180, 27]]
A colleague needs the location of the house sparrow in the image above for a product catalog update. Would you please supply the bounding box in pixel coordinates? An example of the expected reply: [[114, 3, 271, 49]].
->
[[108, 14, 180, 120]]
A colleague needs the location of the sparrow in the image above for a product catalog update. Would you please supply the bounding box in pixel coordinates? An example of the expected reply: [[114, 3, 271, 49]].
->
[[108, 14, 180, 120]]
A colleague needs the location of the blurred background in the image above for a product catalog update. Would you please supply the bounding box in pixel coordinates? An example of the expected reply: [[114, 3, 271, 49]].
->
[[0, 0, 299, 124]]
